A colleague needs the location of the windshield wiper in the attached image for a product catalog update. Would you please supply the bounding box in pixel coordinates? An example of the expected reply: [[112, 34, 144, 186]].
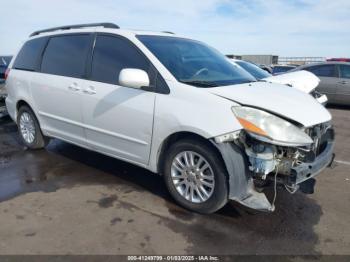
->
[[179, 80, 218, 87]]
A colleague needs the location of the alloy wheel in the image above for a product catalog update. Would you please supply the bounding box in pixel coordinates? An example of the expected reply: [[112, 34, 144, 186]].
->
[[170, 151, 215, 203], [19, 112, 36, 144]]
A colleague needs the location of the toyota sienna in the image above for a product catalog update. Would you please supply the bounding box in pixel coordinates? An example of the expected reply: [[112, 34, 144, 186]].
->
[[5, 23, 335, 213]]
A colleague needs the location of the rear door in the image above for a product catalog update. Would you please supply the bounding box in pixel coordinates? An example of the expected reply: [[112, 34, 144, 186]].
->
[[304, 64, 338, 103], [81, 34, 156, 165], [31, 34, 93, 145], [336, 64, 350, 105]]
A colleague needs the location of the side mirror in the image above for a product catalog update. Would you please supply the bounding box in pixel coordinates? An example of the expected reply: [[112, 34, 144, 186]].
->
[[119, 68, 150, 89]]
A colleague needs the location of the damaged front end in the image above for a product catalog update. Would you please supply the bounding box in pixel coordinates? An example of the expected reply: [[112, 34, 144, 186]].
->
[[243, 123, 334, 190], [213, 107, 335, 212]]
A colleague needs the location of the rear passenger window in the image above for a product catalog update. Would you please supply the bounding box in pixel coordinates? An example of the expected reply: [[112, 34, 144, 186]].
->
[[306, 65, 337, 77], [13, 37, 47, 71], [339, 65, 350, 79], [41, 34, 91, 78], [91, 35, 150, 85]]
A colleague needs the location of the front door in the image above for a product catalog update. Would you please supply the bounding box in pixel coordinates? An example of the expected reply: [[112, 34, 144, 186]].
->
[[81, 34, 156, 165]]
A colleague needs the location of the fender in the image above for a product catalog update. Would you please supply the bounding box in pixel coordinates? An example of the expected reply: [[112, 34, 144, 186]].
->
[[212, 141, 273, 212]]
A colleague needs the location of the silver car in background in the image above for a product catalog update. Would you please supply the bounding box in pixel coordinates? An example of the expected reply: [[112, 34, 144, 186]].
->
[[292, 62, 350, 105]]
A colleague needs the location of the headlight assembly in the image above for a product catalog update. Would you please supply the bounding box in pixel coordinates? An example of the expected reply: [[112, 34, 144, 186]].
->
[[232, 106, 313, 146]]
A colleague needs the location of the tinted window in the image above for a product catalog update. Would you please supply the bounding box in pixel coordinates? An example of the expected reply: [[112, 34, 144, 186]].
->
[[91, 35, 150, 85], [13, 38, 47, 71], [305, 65, 337, 77], [41, 35, 91, 78], [339, 65, 350, 79]]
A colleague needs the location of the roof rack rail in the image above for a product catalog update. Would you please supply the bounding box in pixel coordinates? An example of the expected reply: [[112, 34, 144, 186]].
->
[[162, 31, 175, 34], [30, 23, 120, 37]]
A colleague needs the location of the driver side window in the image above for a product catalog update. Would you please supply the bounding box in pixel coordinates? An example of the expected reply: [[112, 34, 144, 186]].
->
[[90, 35, 152, 85]]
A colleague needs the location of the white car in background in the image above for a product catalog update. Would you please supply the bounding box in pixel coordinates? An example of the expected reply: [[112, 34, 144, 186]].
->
[[230, 59, 328, 105], [5, 23, 334, 214]]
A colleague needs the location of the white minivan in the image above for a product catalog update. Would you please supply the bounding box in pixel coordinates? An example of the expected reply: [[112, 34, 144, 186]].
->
[[5, 23, 335, 213]]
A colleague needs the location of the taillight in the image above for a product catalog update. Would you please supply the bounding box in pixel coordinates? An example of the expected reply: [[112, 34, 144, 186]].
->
[[4, 68, 10, 80]]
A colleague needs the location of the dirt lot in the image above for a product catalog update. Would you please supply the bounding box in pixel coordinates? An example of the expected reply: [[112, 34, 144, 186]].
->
[[0, 107, 349, 255]]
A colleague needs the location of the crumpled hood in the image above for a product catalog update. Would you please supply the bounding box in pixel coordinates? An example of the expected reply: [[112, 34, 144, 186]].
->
[[262, 70, 319, 93], [208, 82, 332, 127]]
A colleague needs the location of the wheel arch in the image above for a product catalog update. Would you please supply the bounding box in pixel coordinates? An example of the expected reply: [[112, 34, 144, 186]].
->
[[17, 99, 32, 111], [156, 131, 225, 176], [16, 99, 42, 127]]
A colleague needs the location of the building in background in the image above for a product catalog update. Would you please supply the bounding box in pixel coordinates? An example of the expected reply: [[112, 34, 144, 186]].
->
[[226, 55, 278, 65], [226, 55, 346, 66], [278, 57, 326, 65]]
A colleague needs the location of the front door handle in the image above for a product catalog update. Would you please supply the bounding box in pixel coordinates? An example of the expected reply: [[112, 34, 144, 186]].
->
[[338, 80, 348, 85], [68, 83, 80, 91], [83, 86, 96, 95]]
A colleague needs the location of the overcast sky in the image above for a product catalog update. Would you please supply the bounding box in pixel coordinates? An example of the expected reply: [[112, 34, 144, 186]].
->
[[1, 0, 349, 57]]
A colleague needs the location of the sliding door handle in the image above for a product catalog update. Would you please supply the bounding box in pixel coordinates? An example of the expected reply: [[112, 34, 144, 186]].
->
[[68, 83, 80, 91], [83, 86, 96, 95]]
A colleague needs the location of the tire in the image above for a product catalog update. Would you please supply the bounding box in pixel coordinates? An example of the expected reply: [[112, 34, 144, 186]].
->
[[17, 105, 49, 149], [163, 138, 228, 214]]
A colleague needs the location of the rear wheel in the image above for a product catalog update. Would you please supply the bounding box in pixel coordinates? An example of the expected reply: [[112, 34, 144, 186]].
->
[[17, 106, 49, 149], [163, 139, 228, 214]]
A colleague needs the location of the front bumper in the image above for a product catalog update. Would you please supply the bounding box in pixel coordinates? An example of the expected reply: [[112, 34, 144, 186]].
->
[[214, 126, 335, 212], [289, 140, 335, 186], [284, 128, 335, 187]]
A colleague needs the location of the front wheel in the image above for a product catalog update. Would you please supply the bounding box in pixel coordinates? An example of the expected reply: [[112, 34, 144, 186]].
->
[[163, 139, 228, 214]]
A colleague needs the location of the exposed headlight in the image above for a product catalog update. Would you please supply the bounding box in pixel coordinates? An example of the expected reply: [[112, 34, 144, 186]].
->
[[232, 106, 313, 146]]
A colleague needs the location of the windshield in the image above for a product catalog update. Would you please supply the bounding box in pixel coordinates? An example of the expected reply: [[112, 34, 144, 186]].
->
[[235, 60, 271, 80], [137, 35, 255, 87]]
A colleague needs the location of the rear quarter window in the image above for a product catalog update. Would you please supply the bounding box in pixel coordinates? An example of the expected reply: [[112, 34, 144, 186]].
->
[[41, 34, 92, 78], [13, 37, 48, 71]]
